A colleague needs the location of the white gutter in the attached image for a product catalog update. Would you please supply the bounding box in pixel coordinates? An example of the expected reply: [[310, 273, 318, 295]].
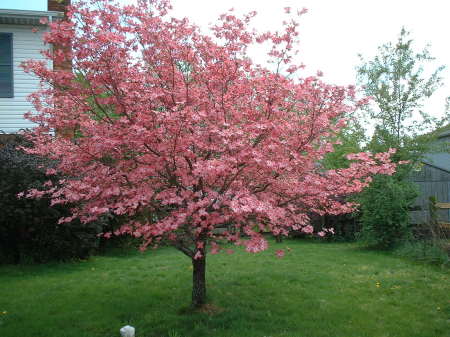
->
[[0, 9, 63, 25]]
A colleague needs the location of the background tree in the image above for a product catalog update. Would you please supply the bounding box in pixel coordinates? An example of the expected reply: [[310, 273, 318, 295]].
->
[[357, 27, 446, 152], [356, 28, 447, 248], [23, 0, 397, 307]]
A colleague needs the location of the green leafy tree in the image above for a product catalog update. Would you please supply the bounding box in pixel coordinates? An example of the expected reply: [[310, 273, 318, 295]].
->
[[356, 28, 448, 248], [357, 27, 447, 151]]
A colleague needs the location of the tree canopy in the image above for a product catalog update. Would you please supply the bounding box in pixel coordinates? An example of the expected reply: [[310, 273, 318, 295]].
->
[[22, 0, 397, 306]]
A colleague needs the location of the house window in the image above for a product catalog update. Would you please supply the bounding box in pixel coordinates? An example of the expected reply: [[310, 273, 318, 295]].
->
[[0, 33, 13, 98]]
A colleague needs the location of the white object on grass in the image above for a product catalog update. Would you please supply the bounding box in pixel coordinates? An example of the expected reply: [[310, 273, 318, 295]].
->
[[120, 325, 135, 337]]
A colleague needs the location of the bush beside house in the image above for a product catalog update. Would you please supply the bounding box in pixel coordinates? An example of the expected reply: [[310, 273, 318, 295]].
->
[[0, 135, 104, 264]]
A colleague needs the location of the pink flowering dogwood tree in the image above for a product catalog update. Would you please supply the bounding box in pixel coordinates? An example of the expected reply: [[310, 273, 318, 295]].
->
[[22, 0, 397, 307]]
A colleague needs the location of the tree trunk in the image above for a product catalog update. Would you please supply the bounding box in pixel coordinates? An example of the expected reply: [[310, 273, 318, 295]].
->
[[191, 253, 206, 307]]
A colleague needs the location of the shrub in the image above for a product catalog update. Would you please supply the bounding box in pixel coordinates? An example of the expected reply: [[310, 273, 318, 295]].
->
[[394, 240, 449, 266], [0, 135, 104, 264], [357, 174, 417, 249]]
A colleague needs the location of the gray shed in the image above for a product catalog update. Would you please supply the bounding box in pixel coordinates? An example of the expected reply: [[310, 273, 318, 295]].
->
[[410, 131, 450, 224]]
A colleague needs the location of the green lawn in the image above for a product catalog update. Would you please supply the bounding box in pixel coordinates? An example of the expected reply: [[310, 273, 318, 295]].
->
[[0, 240, 449, 337]]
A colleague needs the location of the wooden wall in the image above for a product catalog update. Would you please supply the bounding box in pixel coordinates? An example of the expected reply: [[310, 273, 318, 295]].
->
[[410, 164, 450, 224]]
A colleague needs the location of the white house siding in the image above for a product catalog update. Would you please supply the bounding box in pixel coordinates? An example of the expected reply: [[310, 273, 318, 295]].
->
[[0, 24, 50, 133]]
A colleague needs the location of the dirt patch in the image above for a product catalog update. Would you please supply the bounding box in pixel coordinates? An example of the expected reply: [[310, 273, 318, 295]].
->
[[178, 303, 224, 316]]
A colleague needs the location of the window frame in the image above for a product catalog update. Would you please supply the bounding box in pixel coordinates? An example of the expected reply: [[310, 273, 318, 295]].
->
[[0, 32, 13, 98]]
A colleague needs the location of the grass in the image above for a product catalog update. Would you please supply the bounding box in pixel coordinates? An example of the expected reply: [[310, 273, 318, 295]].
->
[[0, 239, 449, 337]]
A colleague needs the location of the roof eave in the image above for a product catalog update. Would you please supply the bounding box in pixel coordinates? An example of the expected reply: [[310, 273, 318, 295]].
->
[[421, 159, 450, 173], [0, 9, 63, 26]]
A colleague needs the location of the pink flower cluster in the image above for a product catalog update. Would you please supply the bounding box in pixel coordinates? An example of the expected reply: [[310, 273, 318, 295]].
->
[[21, 0, 399, 259]]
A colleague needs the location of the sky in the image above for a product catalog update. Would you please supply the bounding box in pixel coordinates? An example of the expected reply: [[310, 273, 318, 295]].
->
[[1, 0, 47, 11], [126, 0, 450, 120]]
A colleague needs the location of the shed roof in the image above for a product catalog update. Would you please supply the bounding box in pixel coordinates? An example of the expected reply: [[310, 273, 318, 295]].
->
[[422, 152, 450, 173], [423, 130, 450, 173], [419, 127, 450, 172], [438, 130, 450, 139]]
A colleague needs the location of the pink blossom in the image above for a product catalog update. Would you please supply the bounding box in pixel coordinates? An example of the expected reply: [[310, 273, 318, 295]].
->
[[244, 235, 268, 253], [20, 0, 397, 286], [302, 225, 314, 234], [193, 251, 203, 260], [210, 242, 220, 255], [275, 249, 285, 258]]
